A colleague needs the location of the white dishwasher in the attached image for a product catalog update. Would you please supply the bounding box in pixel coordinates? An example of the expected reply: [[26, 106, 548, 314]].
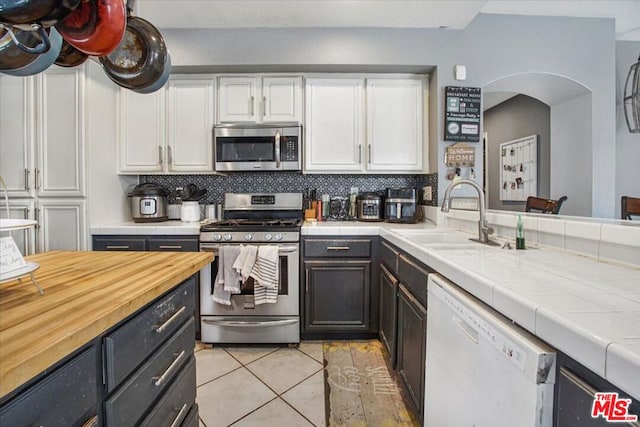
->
[[425, 274, 556, 427]]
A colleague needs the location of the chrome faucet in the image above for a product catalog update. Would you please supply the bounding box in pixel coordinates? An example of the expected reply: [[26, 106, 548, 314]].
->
[[441, 179, 495, 245]]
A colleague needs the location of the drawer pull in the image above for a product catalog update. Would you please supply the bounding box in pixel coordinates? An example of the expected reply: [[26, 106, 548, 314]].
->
[[169, 403, 189, 427], [106, 245, 130, 249], [153, 350, 186, 387], [158, 245, 183, 249], [326, 246, 350, 251], [154, 306, 187, 334], [81, 415, 99, 427]]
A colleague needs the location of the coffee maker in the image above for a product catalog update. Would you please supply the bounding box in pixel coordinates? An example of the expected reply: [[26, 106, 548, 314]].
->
[[385, 188, 419, 223]]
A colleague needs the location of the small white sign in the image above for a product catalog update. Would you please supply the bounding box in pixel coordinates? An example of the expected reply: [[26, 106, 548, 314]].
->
[[0, 236, 27, 275]]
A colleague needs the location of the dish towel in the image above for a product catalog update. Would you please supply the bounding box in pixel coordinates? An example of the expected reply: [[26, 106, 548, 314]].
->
[[211, 246, 242, 305], [250, 246, 279, 305], [232, 245, 258, 282]]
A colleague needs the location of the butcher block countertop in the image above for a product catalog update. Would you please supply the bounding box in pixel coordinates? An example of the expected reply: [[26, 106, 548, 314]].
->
[[0, 250, 213, 399]]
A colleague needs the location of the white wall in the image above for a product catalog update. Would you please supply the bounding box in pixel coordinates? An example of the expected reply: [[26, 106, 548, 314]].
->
[[550, 93, 593, 217], [85, 61, 137, 227], [615, 41, 640, 218]]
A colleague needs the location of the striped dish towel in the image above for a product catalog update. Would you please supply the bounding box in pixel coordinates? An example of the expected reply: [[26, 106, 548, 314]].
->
[[250, 246, 279, 305]]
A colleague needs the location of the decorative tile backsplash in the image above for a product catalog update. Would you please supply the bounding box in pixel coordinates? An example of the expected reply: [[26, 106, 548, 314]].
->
[[142, 173, 438, 205]]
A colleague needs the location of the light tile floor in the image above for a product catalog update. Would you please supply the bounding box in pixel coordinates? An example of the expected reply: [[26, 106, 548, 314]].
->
[[195, 342, 326, 427]]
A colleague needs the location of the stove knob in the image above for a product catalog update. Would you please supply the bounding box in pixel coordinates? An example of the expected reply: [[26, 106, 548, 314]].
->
[[264, 233, 273, 241], [213, 234, 222, 242], [274, 233, 283, 241], [244, 233, 253, 241], [223, 234, 232, 241]]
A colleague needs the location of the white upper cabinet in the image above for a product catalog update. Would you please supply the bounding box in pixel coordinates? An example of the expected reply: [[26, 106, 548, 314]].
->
[[117, 75, 216, 174], [366, 77, 425, 172], [0, 75, 33, 198], [37, 67, 86, 196], [218, 75, 302, 123], [304, 77, 365, 172], [166, 76, 215, 172], [118, 88, 166, 173], [0, 67, 85, 197], [304, 75, 428, 174]]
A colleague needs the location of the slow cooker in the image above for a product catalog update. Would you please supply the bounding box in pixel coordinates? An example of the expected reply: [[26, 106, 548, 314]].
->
[[128, 183, 168, 223], [357, 193, 384, 222]]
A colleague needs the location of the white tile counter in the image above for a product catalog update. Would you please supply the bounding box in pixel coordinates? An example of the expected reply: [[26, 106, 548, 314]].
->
[[302, 221, 640, 399], [91, 220, 201, 235]]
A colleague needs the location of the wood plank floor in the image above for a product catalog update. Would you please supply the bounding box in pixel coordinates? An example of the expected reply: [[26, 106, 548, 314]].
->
[[323, 340, 420, 426]]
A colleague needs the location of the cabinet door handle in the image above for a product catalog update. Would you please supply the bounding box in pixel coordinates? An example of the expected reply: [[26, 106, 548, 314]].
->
[[153, 350, 186, 387], [168, 145, 173, 165], [305, 268, 309, 293], [154, 306, 186, 333], [106, 245, 130, 249], [326, 246, 350, 251], [358, 144, 362, 164], [262, 95, 266, 119], [250, 96, 254, 116], [24, 168, 30, 191], [34, 206, 40, 229], [34, 167, 40, 190], [158, 245, 183, 249], [169, 403, 189, 427], [158, 146, 163, 166], [368, 143, 372, 164]]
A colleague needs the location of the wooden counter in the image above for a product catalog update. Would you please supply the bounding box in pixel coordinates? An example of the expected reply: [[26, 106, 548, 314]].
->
[[0, 250, 212, 399]]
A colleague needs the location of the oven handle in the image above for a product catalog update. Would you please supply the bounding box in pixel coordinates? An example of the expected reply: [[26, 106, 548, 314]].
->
[[199, 245, 298, 254], [203, 318, 298, 327]]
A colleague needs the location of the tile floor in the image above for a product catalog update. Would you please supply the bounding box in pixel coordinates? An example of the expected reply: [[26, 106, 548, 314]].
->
[[194, 342, 326, 427]]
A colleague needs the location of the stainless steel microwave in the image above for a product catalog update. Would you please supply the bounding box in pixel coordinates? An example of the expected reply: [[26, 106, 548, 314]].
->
[[214, 123, 302, 172]]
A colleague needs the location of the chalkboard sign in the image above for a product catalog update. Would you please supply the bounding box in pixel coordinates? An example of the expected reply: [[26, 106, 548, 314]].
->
[[445, 86, 481, 142]]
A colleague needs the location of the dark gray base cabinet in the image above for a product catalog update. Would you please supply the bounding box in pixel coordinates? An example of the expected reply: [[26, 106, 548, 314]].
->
[[0, 346, 99, 427], [0, 277, 199, 427], [554, 352, 640, 427], [304, 259, 371, 332], [92, 234, 201, 340], [379, 264, 398, 367], [378, 239, 430, 422], [396, 283, 427, 421], [301, 237, 379, 337]]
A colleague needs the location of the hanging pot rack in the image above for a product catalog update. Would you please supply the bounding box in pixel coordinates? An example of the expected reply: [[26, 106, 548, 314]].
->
[[623, 52, 640, 133]]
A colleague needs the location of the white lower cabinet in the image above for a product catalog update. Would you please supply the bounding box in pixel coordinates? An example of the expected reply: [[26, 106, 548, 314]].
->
[[0, 200, 36, 255], [304, 75, 428, 174], [37, 199, 87, 252], [0, 199, 85, 253]]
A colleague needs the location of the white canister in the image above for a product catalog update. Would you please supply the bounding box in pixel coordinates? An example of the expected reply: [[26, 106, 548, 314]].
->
[[180, 201, 201, 222]]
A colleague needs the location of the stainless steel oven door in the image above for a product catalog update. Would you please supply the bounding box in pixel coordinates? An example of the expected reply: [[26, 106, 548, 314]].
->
[[199, 243, 299, 317]]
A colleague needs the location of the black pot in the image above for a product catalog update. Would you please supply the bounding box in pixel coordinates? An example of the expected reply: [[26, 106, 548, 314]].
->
[[0, 0, 81, 27], [98, 16, 169, 91]]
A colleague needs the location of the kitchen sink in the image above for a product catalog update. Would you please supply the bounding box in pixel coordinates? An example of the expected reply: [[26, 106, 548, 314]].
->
[[393, 230, 471, 244]]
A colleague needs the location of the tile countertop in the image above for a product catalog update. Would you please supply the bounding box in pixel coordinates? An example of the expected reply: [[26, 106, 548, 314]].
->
[[303, 221, 640, 400], [91, 220, 201, 235]]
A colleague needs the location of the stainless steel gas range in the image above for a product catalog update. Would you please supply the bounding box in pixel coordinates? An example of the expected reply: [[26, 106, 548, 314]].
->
[[199, 193, 302, 344]]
